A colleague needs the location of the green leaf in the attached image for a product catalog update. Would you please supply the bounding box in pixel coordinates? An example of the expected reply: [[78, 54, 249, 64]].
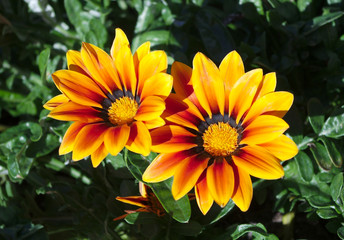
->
[[305, 11, 344, 35], [319, 137, 342, 168], [309, 142, 333, 170], [231, 223, 269, 240], [307, 195, 333, 208], [338, 226, 344, 240], [132, 30, 179, 52], [171, 220, 202, 236], [320, 107, 344, 138], [7, 153, 34, 183], [87, 19, 108, 48], [37, 48, 51, 82], [330, 173, 343, 201], [307, 98, 324, 134], [316, 208, 338, 219], [124, 212, 160, 225], [294, 151, 314, 182], [296, 136, 314, 150], [124, 150, 191, 223]]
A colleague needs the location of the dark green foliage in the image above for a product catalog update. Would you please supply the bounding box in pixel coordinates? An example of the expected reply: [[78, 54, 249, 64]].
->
[[1, 0, 344, 239]]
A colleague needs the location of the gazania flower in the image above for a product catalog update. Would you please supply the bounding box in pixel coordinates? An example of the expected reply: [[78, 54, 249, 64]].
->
[[114, 182, 165, 221], [44, 28, 172, 167], [142, 51, 298, 215]]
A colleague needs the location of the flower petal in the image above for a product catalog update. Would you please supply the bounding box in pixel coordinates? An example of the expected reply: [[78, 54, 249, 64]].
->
[[142, 150, 193, 183], [206, 159, 234, 207], [72, 123, 108, 161], [115, 45, 137, 93], [241, 115, 289, 145], [253, 72, 277, 101], [139, 73, 173, 100], [242, 91, 294, 126], [172, 61, 193, 99], [133, 41, 150, 77], [195, 171, 214, 215], [231, 165, 253, 212], [192, 52, 225, 116], [52, 70, 105, 108], [229, 69, 263, 123], [91, 143, 108, 167], [143, 117, 165, 130], [104, 125, 130, 156], [66, 50, 90, 76], [150, 125, 197, 153], [135, 96, 166, 122], [172, 154, 209, 200], [126, 121, 151, 156], [259, 134, 298, 161], [43, 94, 69, 110], [59, 122, 87, 155], [48, 101, 102, 123], [116, 196, 148, 208], [232, 145, 284, 179], [111, 28, 130, 59]]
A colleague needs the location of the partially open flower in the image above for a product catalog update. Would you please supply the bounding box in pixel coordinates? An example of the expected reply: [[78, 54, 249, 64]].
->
[[44, 28, 172, 167], [142, 51, 298, 215]]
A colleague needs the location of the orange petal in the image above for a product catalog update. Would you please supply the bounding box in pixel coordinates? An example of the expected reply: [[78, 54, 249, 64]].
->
[[133, 41, 150, 77], [191, 52, 225, 116], [59, 122, 87, 155], [135, 96, 166, 122], [172, 154, 209, 200], [44, 94, 69, 110], [231, 165, 253, 212], [116, 196, 148, 208], [91, 143, 108, 167], [139, 182, 148, 198], [52, 70, 105, 108], [241, 115, 289, 145], [253, 72, 277, 101], [259, 134, 298, 161], [115, 45, 137, 93], [229, 69, 263, 123], [171, 61, 194, 99], [242, 91, 294, 126], [66, 50, 90, 76], [195, 171, 214, 215], [81, 42, 121, 92], [48, 101, 102, 123], [138, 50, 167, 95], [139, 73, 173, 100], [206, 159, 234, 207], [126, 121, 151, 156], [142, 150, 193, 183], [111, 28, 130, 59], [219, 50, 245, 110], [104, 125, 130, 156], [150, 125, 197, 153], [232, 145, 284, 179], [72, 123, 108, 161], [143, 117, 165, 130]]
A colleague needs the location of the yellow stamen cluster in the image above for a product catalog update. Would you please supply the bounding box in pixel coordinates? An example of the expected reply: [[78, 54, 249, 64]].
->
[[202, 122, 238, 157], [108, 96, 138, 125]]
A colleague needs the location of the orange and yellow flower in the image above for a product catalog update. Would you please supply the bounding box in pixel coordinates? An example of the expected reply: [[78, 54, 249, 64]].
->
[[142, 51, 298, 215], [114, 182, 165, 221], [44, 28, 172, 167]]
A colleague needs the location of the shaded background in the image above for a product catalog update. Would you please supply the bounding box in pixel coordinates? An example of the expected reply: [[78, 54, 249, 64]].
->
[[1, 0, 344, 239]]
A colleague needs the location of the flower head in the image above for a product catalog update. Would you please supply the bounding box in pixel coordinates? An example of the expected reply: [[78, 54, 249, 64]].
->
[[44, 28, 172, 167], [114, 182, 165, 221], [142, 51, 298, 215]]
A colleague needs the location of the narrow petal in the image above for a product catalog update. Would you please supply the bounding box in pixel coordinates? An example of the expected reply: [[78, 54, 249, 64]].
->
[[150, 125, 197, 153], [126, 121, 151, 156], [111, 28, 130, 59], [115, 45, 137, 93], [172, 154, 209, 200], [241, 115, 289, 145], [133, 41, 150, 77], [253, 72, 277, 101], [171, 61, 194, 99], [231, 165, 253, 212], [66, 50, 90, 76], [91, 143, 108, 167], [219, 50, 245, 109], [242, 91, 294, 126], [195, 171, 214, 215], [229, 69, 263, 123], [259, 134, 298, 161], [48, 101, 102, 123], [139, 73, 173, 100], [143, 117, 165, 130], [116, 196, 148, 208], [138, 50, 167, 95], [192, 52, 225, 116], [43, 94, 69, 110], [206, 159, 235, 207], [232, 145, 284, 179], [59, 122, 87, 155], [81, 42, 121, 92], [72, 123, 108, 161], [139, 182, 148, 198], [52, 70, 105, 108], [142, 150, 193, 183], [135, 96, 166, 122], [104, 125, 130, 156]]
